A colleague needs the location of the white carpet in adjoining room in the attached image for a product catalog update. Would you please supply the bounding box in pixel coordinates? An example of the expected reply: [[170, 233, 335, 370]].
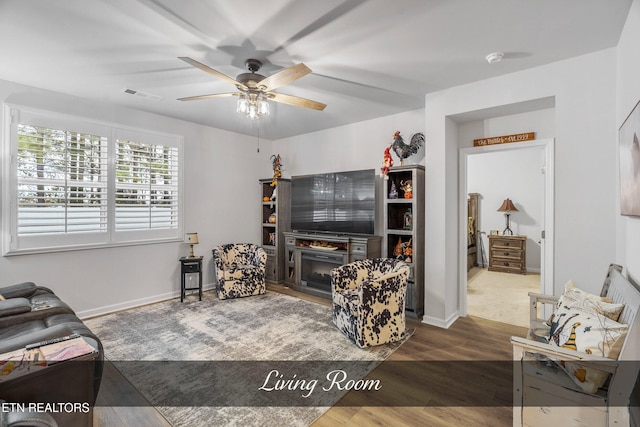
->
[[467, 267, 540, 328]]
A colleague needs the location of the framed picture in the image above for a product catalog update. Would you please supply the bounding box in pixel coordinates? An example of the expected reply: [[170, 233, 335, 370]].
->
[[619, 99, 640, 216]]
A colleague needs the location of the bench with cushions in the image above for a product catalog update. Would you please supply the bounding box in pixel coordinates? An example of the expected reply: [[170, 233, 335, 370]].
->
[[511, 264, 640, 427]]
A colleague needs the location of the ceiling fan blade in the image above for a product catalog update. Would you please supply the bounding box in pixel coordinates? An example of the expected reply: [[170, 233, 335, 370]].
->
[[259, 63, 312, 91], [178, 57, 247, 90], [269, 92, 326, 111], [177, 92, 240, 101]]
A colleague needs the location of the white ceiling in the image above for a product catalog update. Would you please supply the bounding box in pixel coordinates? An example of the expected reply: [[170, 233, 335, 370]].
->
[[0, 0, 632, 140]]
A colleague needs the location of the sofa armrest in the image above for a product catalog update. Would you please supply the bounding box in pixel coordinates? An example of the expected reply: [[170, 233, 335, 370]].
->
[[0, 299, 31, 318], [0, 282, 37, 300], [0, 324, 76, 355]]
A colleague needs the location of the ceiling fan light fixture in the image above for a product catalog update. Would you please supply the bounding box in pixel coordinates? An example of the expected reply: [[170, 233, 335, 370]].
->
[[248, 103, 258, 120], [258, 94, 270, 116], [236, 93, 248, 113], [178, 57, 324, 117], [236, 90, 270, 120]]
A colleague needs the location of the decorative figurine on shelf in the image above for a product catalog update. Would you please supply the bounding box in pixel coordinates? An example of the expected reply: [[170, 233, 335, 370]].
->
[[392, 131, 424, 166], [388, 181, 398, 199], [268, 213, 277, 224], [268, 232, 275, 245], [400, 180, 413, 198], [381, 145, 394, 177], [270, 154, 283, 187], [393, 237, 404, 259], [403, 208, 413, 230], [403, 238, 413, 263]]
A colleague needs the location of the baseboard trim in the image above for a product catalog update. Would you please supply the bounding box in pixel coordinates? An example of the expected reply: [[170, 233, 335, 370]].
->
[[421, 312, 459, 329], [77, 283, 216, 320]]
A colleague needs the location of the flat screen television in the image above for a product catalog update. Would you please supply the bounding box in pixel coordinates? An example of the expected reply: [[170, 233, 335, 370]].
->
[[291, 169, 375, 235]]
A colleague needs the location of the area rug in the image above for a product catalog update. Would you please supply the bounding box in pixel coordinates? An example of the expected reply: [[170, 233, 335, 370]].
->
[[85, 290, 412, 427]]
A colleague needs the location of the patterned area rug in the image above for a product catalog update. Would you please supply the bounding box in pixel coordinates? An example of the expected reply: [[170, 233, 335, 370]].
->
[[85, 290, 412, 427]]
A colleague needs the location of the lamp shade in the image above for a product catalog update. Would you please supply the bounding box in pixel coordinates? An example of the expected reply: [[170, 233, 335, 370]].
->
[[497, 199, 518, 213], [185, 232, 199, 244]]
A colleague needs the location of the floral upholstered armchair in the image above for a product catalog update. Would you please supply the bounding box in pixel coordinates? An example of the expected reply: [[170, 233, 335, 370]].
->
[[331, 258, 410, 348], [212, 243, 267, 300]]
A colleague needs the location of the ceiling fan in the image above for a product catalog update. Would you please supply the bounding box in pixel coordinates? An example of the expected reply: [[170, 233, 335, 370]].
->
[[177, 57, 326, 118]]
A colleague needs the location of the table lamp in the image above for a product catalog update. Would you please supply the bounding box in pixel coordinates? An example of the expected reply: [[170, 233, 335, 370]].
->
[[497, 199, 518, 235], [185, 232, 199, 257]]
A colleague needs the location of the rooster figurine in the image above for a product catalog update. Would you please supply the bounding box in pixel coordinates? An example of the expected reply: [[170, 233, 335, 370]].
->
[[392, 131, 424, 166]]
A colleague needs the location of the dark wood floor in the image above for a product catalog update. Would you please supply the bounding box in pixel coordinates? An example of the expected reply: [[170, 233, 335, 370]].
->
[[93, 284, 527, 427]]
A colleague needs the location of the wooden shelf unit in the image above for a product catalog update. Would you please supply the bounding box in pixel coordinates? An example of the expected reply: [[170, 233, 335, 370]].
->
[[260, 178, 291, 284], [383, 165, 425, 318]]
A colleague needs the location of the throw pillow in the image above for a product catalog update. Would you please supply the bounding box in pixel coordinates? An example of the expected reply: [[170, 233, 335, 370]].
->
[[548, 305, 628, 393], [555, 280, 624, 321], [0, 293, 4, 301]]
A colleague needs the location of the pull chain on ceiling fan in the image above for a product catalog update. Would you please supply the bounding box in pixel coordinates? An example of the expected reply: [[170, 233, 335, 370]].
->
[[177, 57, 327, 120]]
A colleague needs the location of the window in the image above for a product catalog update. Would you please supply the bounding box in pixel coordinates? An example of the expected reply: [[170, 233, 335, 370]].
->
[[3, 106, 183, 255]]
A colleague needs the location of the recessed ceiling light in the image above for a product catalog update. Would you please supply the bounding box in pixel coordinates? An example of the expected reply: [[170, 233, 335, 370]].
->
[[485, 52, 504, 64]]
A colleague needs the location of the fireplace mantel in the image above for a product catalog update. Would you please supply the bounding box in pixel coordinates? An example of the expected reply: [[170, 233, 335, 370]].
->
[[282, 231, 381, 298]]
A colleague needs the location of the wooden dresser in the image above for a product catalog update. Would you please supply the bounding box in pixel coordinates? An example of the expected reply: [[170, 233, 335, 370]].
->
[[488, 235, 526, 274]]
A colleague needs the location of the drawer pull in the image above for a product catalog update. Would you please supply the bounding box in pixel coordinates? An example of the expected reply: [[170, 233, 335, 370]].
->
[[504, 252, 510, 256], [504, 242, 510, 246], [503, 262, 509, 266]]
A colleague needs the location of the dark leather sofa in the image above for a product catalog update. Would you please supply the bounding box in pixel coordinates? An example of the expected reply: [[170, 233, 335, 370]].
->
[[0, 282, 103, 427]]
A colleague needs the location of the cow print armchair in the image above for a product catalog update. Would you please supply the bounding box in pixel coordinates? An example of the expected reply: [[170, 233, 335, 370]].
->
[[212, 243, 267, 300], [331, 258, 410, 348]]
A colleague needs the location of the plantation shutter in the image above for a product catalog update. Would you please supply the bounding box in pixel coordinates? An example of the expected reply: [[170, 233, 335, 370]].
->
[[114, 130, 180, 235], [16, 124, 109, 235], [5, 107, 183, 255]]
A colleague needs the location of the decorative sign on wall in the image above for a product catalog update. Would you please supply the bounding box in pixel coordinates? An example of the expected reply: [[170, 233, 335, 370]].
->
[[473, 132, 535, 147]]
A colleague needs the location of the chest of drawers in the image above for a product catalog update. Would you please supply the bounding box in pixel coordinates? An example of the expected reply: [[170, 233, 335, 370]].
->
[[488, 235, 527, 274]]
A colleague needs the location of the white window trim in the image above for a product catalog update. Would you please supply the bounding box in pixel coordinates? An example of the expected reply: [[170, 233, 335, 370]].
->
[[2, 104, 184, 256]]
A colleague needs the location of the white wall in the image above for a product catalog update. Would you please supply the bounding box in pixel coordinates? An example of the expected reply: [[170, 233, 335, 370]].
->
[[425, 48, 618, 326], [467, 147, 545, 271], [274, 109, 425, 177], [616, 0, 640, 285], [0, 79, 274, 318]]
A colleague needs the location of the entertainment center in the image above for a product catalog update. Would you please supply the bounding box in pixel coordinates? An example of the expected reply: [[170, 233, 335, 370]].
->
[[261, 165, 424, 318], [282, 231, 381, 297]]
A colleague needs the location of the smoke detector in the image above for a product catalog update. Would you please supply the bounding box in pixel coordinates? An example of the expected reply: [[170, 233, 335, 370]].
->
[[485, 52, 504, 64]]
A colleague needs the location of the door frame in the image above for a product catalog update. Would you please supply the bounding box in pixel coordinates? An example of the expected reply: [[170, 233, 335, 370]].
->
[[458, 138, 555, 317]]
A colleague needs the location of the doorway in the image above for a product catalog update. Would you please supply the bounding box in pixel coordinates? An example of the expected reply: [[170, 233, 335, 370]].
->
[[458, 139, 555, 325]]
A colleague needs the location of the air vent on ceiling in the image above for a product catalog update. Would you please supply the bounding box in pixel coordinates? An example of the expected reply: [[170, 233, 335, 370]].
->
[[122, 88, 162, 101]]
